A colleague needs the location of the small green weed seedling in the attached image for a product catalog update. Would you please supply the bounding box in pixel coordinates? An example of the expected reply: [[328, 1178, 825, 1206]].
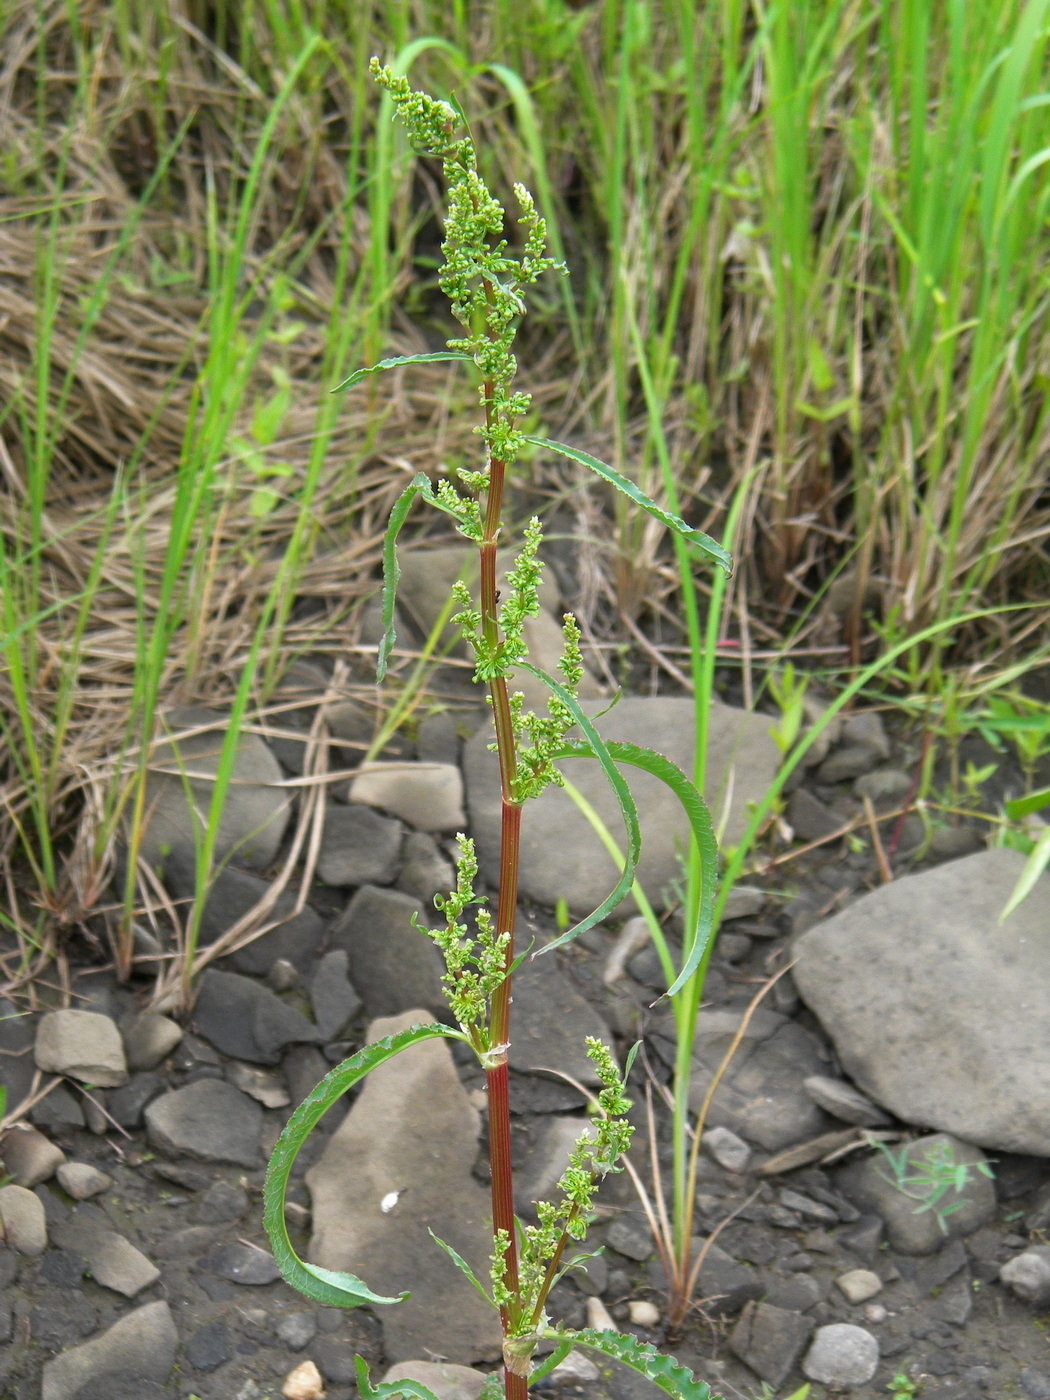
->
[[872, 1138, 995, 1234], [887, 1371, 922, 1398], [264, 62, 730, 1400]]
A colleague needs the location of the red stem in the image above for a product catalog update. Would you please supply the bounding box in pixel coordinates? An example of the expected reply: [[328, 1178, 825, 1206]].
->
[[478, 435, 527, 1399]]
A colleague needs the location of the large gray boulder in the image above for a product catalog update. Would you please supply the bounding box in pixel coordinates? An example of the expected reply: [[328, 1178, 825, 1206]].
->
[[464, 697, 780, 914], [793, 848, 1050, 1154]]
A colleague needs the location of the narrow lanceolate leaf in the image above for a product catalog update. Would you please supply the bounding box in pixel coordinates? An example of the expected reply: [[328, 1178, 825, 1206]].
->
[[559, 1328, 713, 1400], [1001, 823, 1050, 922], [554, 740, 718, 998], [518, 663, 640, 945], [427, 1230, 497, 1308], [527, 1338, 574, 1387], [377, 473, 478, 681], [263, 1022, 466, 1307], [355, 1354, 444, 1400], [523, 436, 732, 575], [333, 351, 473, 392]]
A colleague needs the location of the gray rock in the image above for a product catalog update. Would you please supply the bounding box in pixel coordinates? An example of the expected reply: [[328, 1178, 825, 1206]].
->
[[509, 941, 613, 1085], [0, 1183, 47, 1254], [0, 997, 36, 1117], [138, 704, 290, 873], [703, 1126, 752, 1173], [779, 1189, 838, 1224], [348, 761, 466, 833], [306, 1009, 499, 1364], [687, 1007, 829, 1151], [762, 1272, 823, 1312], [120, 1011, 182, 1071], [722, 886, 766, 921], [318, 802, 404, 887], [1022, 1368, 1050, 1398], [817, 744, 882, 784], [397, 831, 456, 909], [202, 1241, 281, 1284], [31, 1082, 85, 1132], [0, 1123, 66, 1184], [35, 1010, 128, 1086], [108, 1071, 165, 1128], [283, 1045, 330, 1107], [186, 1319, 233, 1370], [330, 885, 447, 1020], [80, 1229, 160, 1296], [464, 697, 780, 915], [606, 1213, 655, 1262], [268, 659, 331, 774], [225, 1060, 290, 1108], [836, 1134, 995, 1254], [514, 1117, 598, 1217], [1001, 1247, 1050, 1306], [416, 712, 461, 766], [40, 1300, 177, 1400], [802, 1322, 879, 1387], [835, 1268, 882, 1303], [730, 1301, 813, 1387], [929, 825, 985, 860], [803, 1075, 892, 1127], [276, 1311, 318, 1351], [145, 1078, 262, 1166], [166, 856, 325, 974], [310, 949, 362, 1040], [842, 711, 891, 760], [787, 788, 843, 842], [56, 1163, 112, 1200], [794, 848, 1050, 1153], [383, 1361, 488, 1400], [191, 1179, 249, 1225], [194, 968, 321, 1064], [853, 768, 911, 805]]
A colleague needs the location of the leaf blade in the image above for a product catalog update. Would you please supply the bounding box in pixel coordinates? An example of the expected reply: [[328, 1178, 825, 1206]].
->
[[555, 1327, 712, 1400], [523, 436, 732, 574], [333, 351, 473, 392]]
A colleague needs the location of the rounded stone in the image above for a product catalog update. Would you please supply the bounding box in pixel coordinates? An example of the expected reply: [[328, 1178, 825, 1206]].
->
[[803, 1323, 879, 1387], [56, 1162, 113, 1200], [835, 1268, 883, 1304], [35, 1009, 128, 1087], [0, 1183, 47, 1255]]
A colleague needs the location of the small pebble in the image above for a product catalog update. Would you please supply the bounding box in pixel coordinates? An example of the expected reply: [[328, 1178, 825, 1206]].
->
[[283, 1359, 327, 1399], [835, 1268, 883, 1304], [277, 1312, 318, 1351], [56, 1162, 113, 1200], [552, 1351, 600, 1382], [863, 1302, 887, 1324], [586, 1297, 616, 1331], [702, 1125, 752, 1173], [628, 1299, 661, 1328], [269, 959, 300, 992]]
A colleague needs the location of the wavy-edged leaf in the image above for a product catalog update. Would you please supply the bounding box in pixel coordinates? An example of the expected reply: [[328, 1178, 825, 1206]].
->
[[427, 1229, 496, 1308], [553, 739, 717, 996], [334, 351, 473, 392], [524, 436, 731, 575], [518, 663, 640, 946], [355, 1353, 444, 1400], [264, 1022, 465, 1307], [560, 1327, 713, 1400]]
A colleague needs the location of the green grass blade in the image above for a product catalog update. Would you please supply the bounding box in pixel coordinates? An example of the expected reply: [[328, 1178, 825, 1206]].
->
[[264, 1022, 466, 1307], [333, 351, 473, 392], [523, 436, 732, 574]]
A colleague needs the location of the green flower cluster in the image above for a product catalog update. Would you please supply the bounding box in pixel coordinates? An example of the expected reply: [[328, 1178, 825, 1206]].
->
[[370, 59, 563, 479], [414, 836, 509, 1056], [493, 1038, 634, 1337]]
